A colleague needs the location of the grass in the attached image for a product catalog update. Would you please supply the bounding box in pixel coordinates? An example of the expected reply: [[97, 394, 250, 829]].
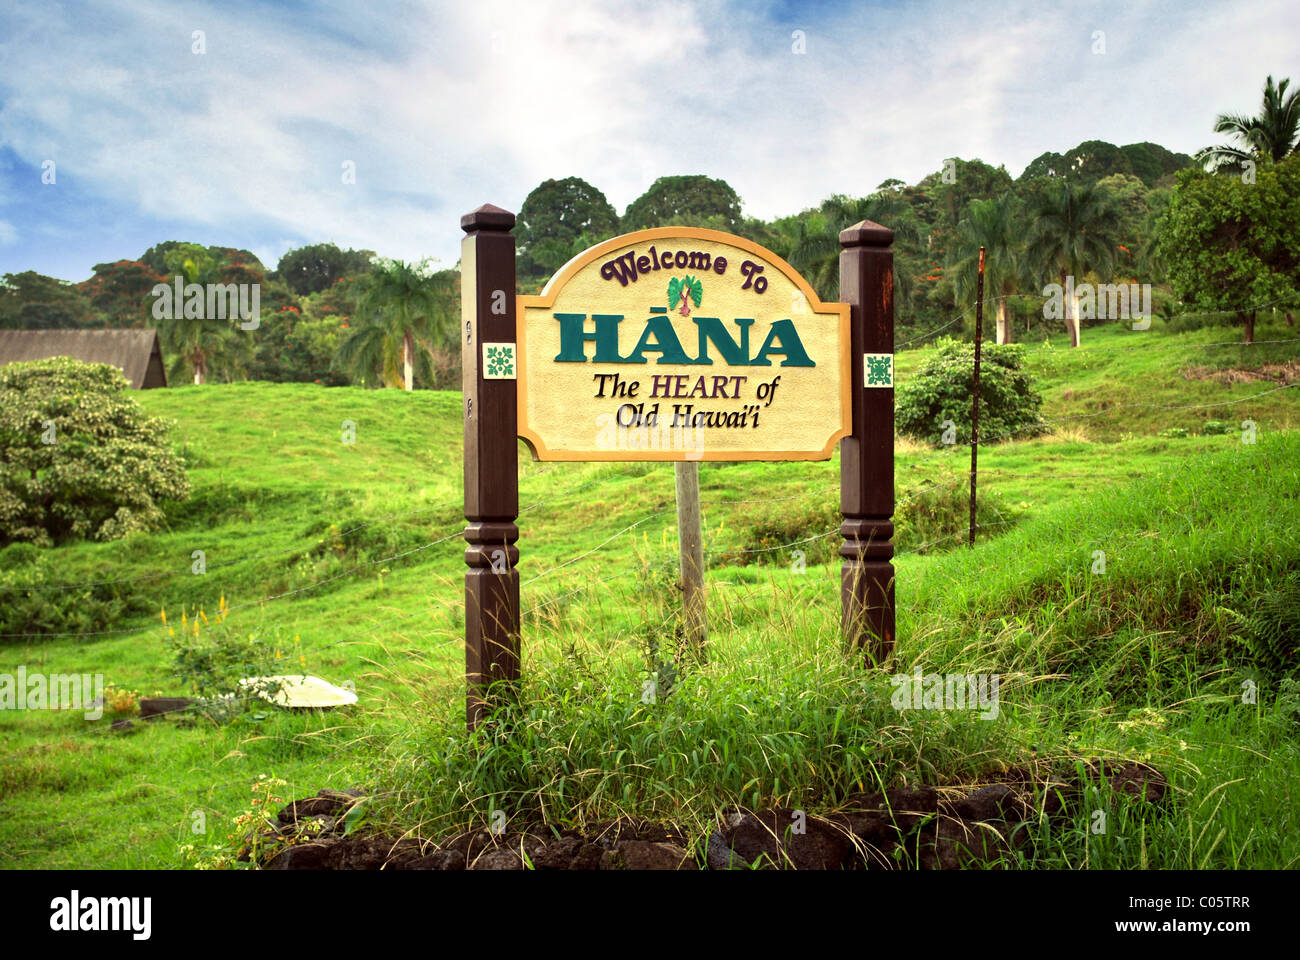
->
[[1, 317, 1298, 868]]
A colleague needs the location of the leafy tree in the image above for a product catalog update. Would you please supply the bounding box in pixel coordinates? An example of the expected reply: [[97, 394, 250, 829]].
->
[[0, 271, 96, 329], [917, 158, 1014, 233], [1120, 142, 1196, 187], [274, 242, 375, 296], [622, 175, 743, 232], [1019, 141, 1192, 187], [77, 260, 168, 328], [1024, 179, 1123, 346], [516, 177, 619, 283], [785, 193, 912, 301], [154, 243, 227, 385], [336, 259, 455, 390], [947, 194, 1025, 344], [1158, 155, 1300, 344], [0, 358, 190, 545], [1196, 75, 1300, 174], [896, 338, 1046, 446]]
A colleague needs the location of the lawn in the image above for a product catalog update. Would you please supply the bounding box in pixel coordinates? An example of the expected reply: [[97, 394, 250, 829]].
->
[[2, 318, 1298, 868]]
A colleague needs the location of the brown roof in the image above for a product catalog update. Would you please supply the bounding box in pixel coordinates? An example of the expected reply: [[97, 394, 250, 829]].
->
[[0, 328, 167, 389]]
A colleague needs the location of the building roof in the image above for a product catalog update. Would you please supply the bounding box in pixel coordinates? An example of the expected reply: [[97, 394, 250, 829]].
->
[[0, 328, 167, 389]]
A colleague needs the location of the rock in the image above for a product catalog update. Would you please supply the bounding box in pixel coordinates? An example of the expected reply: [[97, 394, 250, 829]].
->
[[469, 848, 525, 870], [952, 784, 1024, 822], [721, 809, 854, 870], [918, 816, 1015, 870], [533, 837, 585, 870], [139, 697, 194, 720], [705, 831, 749, 870], [1108, 762, 1168, 805], [265, 840, 334, 870], [277, 789, 364, 826], [847, 786, 939, 830], [599, 841, 697, 870], [571, 843, 606, 870], [403, 848, 466, 871]]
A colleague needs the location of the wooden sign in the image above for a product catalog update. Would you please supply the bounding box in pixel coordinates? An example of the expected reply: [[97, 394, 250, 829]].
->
[[461, 206, 896, 731], [514, 228, 852, 461]]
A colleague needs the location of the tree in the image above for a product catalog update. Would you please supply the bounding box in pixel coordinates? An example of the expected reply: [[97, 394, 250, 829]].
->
[[274, 242, 375, 296], [621, 175, 743, 232], [1158, 155, 1300, 344], [947, 195, 1025, 344], [1025, 179, 1123, 346], [0, 358, 190, 545], [516, 177, 619, 283], [896, 338, 1046, 446], [154, 243, 227, 385], [336, 258, 455, 390], [1196, 75, 1300, 174], [0, 272, 96, 329], [77, 260, 168, 328], [785, 193, 911, 301]]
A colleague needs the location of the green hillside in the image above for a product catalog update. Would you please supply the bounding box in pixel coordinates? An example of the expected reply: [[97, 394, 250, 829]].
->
[[2, 320, 1298, 868]]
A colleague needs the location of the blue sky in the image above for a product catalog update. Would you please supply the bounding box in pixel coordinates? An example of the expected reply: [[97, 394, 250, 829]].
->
[[0, 0, 1295, 281]]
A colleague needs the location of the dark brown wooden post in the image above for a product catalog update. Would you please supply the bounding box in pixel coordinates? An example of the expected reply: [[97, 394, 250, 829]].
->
[[839, 220, 895, 666], [461, 204, 520, 730]]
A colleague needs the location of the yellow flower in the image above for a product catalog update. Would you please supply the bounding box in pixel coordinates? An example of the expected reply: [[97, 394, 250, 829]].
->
[[160, 608, 167, 624]]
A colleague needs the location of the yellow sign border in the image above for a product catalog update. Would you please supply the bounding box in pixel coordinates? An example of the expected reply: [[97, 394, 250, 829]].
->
[[516, 226, 852, 462]]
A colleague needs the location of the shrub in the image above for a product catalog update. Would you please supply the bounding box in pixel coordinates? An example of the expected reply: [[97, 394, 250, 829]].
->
[[1201, 420, 1232, 435], [0, 544, 147, 641], [162, 600, 289, 702], [896, 338, 1046, 446], [0, 358, 190, 545], [1226, 572, 1300, 680]]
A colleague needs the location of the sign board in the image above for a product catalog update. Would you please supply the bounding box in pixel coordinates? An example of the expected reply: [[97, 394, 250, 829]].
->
[[514, 228, 853, 461], [460, 205, 896, 730]]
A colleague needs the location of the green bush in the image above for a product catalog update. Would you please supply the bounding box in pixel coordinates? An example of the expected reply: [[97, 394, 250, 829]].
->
[[0, 358, 190, 545], [0, 544, 148, 640], [1201, 420, 1232, 435], [1226, 572, 1300, 680], [896, 338, 1047, 447]]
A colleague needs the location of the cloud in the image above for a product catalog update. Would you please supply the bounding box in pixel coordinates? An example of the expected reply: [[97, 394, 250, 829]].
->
[[0, 0, 1296, 278]]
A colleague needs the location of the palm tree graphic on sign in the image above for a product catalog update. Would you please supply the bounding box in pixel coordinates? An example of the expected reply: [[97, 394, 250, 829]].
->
[[668, 275, 703, 316]]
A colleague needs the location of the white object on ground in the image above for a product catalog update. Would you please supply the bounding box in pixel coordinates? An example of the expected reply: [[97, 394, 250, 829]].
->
[[238, 675, 358, 708]]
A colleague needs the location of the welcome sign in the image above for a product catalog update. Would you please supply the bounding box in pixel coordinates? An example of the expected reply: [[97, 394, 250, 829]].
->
[[461, 204, 896, 729], [512, 228, 853, 461]]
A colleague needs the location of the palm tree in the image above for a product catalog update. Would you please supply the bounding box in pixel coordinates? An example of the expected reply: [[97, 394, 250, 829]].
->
[[157, 244, 226, 384], [947, 194, 1024, 344], [1026, 180, 1123, 347], [1196, 75, 1300, 174], [787, 193, 914, 301], [336, 258, 454, 390]]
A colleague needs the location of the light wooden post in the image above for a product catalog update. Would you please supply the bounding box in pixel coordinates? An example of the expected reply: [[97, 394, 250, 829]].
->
[[674, 461, 706, 661]]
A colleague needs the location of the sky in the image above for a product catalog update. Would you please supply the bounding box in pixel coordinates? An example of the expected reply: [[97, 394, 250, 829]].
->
[[0, 0, 1296, 282]]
